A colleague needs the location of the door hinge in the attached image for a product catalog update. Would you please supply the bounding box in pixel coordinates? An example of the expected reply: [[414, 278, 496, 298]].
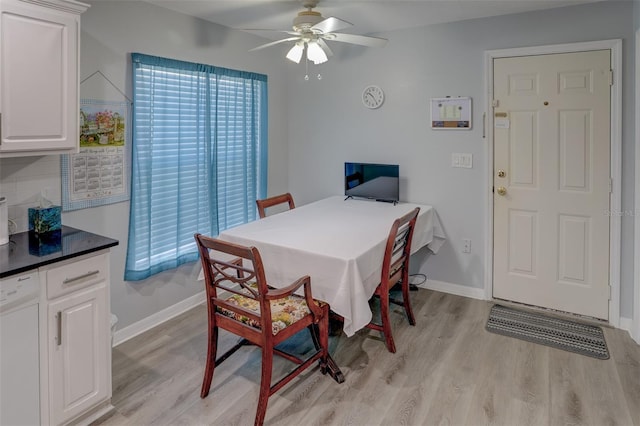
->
[[608, 285, 612, 301], [608, 70, 613, 86], [492, 99, 499, 108], [609, 178, 613, 193]]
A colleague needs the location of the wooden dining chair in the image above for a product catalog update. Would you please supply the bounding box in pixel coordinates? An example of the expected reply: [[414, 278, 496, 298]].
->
[[194, 233, 343, 426], [365, 207, 420, 353], [256, 193, 295, 218]]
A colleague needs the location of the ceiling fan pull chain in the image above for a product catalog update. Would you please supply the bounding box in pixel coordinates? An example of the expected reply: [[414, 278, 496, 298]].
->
[[304, 57, 310, 81]]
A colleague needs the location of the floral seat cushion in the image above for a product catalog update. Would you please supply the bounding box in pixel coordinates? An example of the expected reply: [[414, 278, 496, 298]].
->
[[217, 282, 322, 335]]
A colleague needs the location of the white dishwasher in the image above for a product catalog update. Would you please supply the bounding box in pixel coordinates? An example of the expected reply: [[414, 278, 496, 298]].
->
[[0, 270, 41, 426]]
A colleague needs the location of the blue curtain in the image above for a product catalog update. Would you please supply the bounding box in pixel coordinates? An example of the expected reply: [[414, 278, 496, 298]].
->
[[125, 53, 268, 281]]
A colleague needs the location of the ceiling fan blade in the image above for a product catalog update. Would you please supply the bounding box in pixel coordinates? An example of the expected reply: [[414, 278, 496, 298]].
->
[[329, 33, 388, 48], [317, 38, 333, 57], [242, 29, 299, 37], [311, 16, 352, 34], [249, 37, 300, 52]]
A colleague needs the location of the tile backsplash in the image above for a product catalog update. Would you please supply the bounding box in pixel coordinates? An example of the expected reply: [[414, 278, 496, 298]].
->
[[0, 156, 62, 233]]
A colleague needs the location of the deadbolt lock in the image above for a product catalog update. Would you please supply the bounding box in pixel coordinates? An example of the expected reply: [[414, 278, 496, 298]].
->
[[497, 170, 506, 178]]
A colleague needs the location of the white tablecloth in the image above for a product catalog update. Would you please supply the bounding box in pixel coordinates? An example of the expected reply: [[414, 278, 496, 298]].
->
[[200, 196, 445, 336]]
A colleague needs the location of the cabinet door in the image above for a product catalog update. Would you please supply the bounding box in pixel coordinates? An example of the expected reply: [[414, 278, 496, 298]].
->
[[0, 0, 80, 154], [48, 283, 109, 425]]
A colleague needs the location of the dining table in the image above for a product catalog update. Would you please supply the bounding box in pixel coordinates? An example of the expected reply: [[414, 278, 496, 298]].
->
[[201, 195, 446, 337]]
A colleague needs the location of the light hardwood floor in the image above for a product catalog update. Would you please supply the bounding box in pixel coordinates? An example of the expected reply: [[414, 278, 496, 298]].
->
[[94, 290, 640, 426]]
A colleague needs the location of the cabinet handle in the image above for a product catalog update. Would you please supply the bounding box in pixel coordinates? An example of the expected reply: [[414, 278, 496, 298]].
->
[[57, 312, 62, 346], [63, 270, 99, 284]]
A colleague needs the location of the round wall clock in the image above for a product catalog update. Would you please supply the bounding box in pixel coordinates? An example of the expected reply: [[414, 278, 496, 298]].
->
[[362, 85, 384, 109]]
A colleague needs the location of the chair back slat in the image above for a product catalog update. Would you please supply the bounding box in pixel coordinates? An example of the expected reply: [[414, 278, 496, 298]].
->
[[207, 257, 258, 298], [256, 193, 295, 218], [381, 208, 420, 285]]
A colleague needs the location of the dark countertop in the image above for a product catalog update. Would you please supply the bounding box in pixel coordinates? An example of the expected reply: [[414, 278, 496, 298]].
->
[[0, 226, 119, 279]]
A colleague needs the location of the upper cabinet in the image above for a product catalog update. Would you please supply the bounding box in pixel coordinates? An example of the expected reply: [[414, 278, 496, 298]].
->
[[0, 0, 88, 157]]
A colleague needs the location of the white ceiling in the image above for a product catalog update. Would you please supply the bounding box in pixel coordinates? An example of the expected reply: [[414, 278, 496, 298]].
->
[[141, 0, 605, 39]]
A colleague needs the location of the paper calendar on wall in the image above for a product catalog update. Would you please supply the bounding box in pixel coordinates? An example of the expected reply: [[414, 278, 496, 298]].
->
[[430, 97, 472, 130]]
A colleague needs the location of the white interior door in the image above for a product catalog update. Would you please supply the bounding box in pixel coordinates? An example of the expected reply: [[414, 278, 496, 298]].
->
[[493, 50, 611, 320]]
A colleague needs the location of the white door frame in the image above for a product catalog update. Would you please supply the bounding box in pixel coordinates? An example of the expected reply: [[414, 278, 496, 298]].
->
[[633, 29, 640, 344], [484, 39, 623, 328]]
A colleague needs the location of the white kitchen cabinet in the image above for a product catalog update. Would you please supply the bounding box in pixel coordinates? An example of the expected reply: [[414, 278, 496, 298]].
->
[[0, 0, 88, 157], [41, 251, 112, 425]]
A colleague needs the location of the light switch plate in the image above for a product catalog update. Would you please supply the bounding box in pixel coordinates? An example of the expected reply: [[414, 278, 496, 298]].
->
[[452, 153, 473, 168]]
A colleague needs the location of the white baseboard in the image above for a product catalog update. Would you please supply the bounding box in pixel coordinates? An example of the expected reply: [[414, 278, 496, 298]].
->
[[417, 279, 486, 301], [71, 401, 114, 426], [618, 316, 632, 332], [112, 291, 206, 347], [618, 317, 640, 343]]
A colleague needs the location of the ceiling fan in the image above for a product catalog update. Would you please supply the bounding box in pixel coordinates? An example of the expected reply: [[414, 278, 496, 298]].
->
[[247, 0, 388, 65]]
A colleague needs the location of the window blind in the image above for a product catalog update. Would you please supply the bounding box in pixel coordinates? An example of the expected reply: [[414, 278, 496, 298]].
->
[[125, 53, 267, 281]]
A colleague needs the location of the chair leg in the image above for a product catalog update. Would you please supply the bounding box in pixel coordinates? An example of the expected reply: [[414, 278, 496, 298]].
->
[[401, 280, 416, 326], [379, 291, 396, 353], [255, 346, 273, 426], [201, 325, 219, 398]]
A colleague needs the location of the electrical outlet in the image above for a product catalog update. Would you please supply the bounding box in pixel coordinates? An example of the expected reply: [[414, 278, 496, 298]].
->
[[462, 238, 471, 253]]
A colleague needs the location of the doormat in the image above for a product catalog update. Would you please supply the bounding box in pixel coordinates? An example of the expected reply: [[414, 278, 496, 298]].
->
[[486, 304, 609, 360]]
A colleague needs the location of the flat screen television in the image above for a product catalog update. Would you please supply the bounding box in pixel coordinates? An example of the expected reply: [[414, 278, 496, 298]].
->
[[344, 162, 399, 203]]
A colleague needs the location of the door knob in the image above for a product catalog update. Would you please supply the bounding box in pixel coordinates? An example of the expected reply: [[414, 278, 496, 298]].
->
[[496, 187, 507, 196]]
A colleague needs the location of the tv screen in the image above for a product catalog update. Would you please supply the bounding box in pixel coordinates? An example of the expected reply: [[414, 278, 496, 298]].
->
[[344, 162, 399, 203]]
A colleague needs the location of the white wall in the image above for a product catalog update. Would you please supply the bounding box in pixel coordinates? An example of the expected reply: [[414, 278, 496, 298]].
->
[[286, 1, 636, 318], [1, 156, 62, 233]]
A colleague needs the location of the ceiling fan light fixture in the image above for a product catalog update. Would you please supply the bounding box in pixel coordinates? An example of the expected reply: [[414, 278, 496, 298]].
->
[[307, 41, 328, 64], [286, 41, 305, 64]]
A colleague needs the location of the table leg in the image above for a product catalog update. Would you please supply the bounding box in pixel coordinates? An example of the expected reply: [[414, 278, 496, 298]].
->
[[309, 324, 345, 383], [325, 354, 345, 383], [329, 315, 344, 336]]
